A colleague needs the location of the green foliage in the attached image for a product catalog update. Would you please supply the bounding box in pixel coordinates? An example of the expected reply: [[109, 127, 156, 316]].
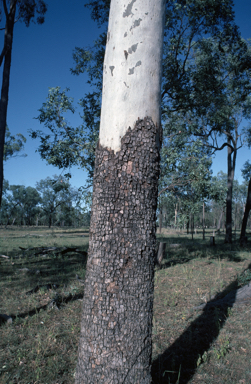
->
[[17, 0, 47, 26], [0, 184, 41, 226], [242, 160, 251, 181], [31, 0, 251, 215], [237, 268, 251, 287], [84, 0, 110, 26], [30, 87, 99, 184], [4, 126, 26, 161]]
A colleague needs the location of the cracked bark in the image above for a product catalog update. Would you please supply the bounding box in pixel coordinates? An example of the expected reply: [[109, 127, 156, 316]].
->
[[75, 117, 160, 383]]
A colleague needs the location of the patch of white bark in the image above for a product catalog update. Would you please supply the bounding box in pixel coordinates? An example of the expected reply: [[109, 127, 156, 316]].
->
[[99, 0, 166, 152]]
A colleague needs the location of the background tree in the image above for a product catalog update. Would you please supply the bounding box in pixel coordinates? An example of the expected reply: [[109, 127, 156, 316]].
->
[[30, 86, 98, 186], [0, 0, 47, 206], [31, 1, 239, 190], [4, 125, 26, 161], [2, 184, 41, 226], [36, 175, 78, 228], [189, 37, 251, 242]]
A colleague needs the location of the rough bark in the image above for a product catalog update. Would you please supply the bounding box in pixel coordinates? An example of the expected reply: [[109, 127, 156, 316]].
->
[[0, 0, 16, 207], [75, 118, 160, 383], [240, 177, 251, 244]]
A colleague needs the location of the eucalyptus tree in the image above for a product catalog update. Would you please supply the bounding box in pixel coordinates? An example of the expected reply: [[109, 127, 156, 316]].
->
[[75, 0, 165, 383], [188, 37, 251, 243], [158, 115, 213, 235], [36, 175, 77, 228], [0, 0, 47, 207], [30, 86, 98, 186], [31, 0, 239, 188], [4, 184, 41, 225], [4, 125, 26, 161]]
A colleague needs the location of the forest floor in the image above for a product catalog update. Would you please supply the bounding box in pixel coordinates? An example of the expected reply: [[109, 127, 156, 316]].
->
[[0, 226, 251, 383]]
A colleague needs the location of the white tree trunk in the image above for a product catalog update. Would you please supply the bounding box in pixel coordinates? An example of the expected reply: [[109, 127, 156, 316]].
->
[[100, 0, 165, 152]]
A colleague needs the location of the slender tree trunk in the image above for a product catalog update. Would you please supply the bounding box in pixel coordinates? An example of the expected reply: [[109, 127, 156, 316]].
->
[[174, 202, 178, 227], [0, 0, 17, 207], [75, 1, 165, 383], [191, 213, 194, 241], [187, 219, 189, 234], [202, 201, 205, 240], [240, 177, 251, 244], [217, 207, 224, 233], [225, 138, 236, 243], [159, 208, 162, 234]]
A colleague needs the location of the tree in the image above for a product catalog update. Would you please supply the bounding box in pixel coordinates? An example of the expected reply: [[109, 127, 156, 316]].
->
[[210, 171, 228, 232], [30, 86, 99, 185], [32, 1, 238, 189], [195, 35, 251, 243], [36, 175, 77, 228], [75, 0, 165, 382], [4, 125, 26, 161], [0, 0, 47, 207], [2, 184, 41, 226]]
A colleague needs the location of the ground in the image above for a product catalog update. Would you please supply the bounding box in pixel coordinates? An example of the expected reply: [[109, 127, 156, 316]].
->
[[0, 226, 250, 383]]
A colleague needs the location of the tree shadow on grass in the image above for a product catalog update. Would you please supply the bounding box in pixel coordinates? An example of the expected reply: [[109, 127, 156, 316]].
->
[[156, 238, 245, 269], [151, 267, 251, 384], [0, 290, 84, 327]]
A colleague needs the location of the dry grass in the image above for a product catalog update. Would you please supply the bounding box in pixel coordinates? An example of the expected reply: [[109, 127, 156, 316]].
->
[[0, 226, 251, 383]]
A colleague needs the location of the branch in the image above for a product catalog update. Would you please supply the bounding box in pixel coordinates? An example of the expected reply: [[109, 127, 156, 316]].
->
[[2, 0, 8, 19]]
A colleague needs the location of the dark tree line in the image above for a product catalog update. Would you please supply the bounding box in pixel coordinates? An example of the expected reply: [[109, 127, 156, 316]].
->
[[0, 175, 90, 228]]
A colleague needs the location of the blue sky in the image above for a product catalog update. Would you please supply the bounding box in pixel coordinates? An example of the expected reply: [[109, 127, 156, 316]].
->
[[1, 0, 251, 190]]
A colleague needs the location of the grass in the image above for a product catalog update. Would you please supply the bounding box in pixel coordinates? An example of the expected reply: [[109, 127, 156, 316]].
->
[[0, 226, 251, 383]]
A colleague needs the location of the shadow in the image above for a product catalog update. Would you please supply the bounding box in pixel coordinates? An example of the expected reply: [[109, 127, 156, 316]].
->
[[0, 291, 84, 326], [0, 251, 88, 296], [151, 271, 245, 384], [156, 238, 244, 269]]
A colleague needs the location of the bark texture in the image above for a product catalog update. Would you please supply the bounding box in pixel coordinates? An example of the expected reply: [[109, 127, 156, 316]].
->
[[75, 117, 160, 384], [0, 0, 16, 207]]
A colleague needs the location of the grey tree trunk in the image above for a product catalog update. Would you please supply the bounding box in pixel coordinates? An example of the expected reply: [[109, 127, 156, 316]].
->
[[0, 0, 17, 207], [225, 137, 236, 243], [75, 0, 165, 383], [240, 177, 251, 244], [202, 201, 205, 240], [159, 208, 162, 234]]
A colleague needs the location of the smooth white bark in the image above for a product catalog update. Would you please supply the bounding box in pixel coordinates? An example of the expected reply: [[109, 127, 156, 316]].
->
[[99, 0, 165, 152]]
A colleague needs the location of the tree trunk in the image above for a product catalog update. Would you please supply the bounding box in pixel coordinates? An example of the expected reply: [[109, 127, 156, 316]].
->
[[156, 242, 166, 267], [240, 177, 251, 244], [174, 202, 178, 227], [187, 219, 189, 234], [225, 137, 236, 243], [202, 201, 205, 240], [0, 0, 17, 207], [217, 207, 224, 233], [75, 1, 165, 383], [191, 213, 194, 241], [159, 208, 162, 234]]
